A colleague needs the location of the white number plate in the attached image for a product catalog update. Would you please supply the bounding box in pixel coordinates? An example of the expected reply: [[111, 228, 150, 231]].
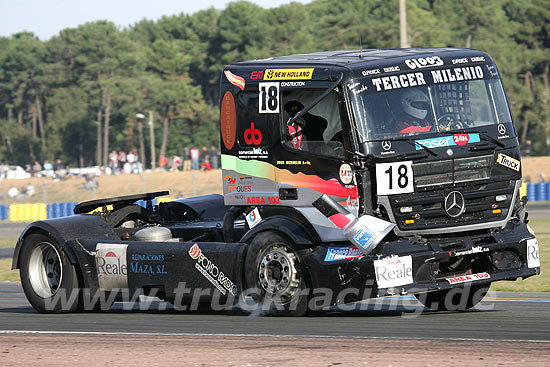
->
[[376, 161, 414, 195]]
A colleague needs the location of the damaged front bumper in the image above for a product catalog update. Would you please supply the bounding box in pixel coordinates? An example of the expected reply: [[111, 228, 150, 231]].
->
[[302, 219, 540, 306]]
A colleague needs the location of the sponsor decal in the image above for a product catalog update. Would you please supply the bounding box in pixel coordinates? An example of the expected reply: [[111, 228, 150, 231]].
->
[[371, 72, 426, 92], [250, 70, 264, 79], [446, 272, 490, 285], [224, 70, 245, 91], [347, 82, 360, 90], [281, 81, 305, 87], [96, 243, 128, 290], [452, 58, 469, 64], [129, 253, 167, 275], [470, 56, 485, 62], [453, 133, 470, 146], [225, 174, 236, 184], [263, 68, 314, 80], [244, 122, 262, 145], [351, 225, 377, 252], [374, 255, 413, 289], [244, 196, 280, 205], [188, 244, 238, 296], [220, 91, 236, 150], [238, 147, 269, 159], [227, 185, 252, 193], [245, 207, 262, 228], [362, 68, 381, 76], [276, 160, 311, 165], [415, 133, 480, 150], [404, 56, 444, 70], [452, 246, 489, 257], [431, 66, 484, 84], [526, 238, 540, 268], [339, 163, 354, 185], [496, 153, 520, 172], [486, 64, 498, 77], [383, 66, 400, 73], [350, 84, 368, 96], [324, 246, 364, 262]]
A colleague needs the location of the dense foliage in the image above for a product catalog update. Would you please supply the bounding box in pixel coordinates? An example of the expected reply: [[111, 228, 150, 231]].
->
[[0, 0, 549, 167]]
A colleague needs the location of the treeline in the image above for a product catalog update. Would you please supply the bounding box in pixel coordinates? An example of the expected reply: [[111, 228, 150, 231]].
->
[[0, 0, 549, 167]]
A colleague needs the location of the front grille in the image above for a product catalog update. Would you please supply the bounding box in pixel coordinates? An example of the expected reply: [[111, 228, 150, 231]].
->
[[389, 177, 514, 232], [413, 155, 493, 188]]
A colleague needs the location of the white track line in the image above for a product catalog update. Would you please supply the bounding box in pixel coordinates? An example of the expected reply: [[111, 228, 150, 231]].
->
[[0, 330, 548, 344]]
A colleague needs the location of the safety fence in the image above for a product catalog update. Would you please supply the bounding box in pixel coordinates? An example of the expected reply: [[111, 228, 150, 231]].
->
[[0, 198, 173, 222], [0, 186, 547, 222]]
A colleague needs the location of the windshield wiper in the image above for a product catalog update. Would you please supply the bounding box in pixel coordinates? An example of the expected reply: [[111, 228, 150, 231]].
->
[[286, 73, 343, 126], [468, 131, 506, 151]]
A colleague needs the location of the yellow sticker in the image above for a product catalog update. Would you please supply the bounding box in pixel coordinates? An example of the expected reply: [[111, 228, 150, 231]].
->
[[497, 153, 520, 171], [263, 68, 314, 80]]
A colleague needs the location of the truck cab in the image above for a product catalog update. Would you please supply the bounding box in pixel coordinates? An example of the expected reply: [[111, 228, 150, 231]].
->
[[220, 48, 539, 311]]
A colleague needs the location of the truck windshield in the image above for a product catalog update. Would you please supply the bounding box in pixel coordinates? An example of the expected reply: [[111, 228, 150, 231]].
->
[[348, 63, 512, 142]]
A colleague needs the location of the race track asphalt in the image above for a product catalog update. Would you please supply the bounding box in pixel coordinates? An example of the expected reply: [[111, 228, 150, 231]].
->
[[1, 282, 548, 343]]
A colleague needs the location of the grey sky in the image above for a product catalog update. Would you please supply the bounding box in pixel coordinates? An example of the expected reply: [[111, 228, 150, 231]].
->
[[0, 0, 312, 40]]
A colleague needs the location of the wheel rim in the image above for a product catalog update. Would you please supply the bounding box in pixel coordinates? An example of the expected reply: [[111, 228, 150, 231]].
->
[[258, 245, 301, 302], [28, 242, 63, 298]]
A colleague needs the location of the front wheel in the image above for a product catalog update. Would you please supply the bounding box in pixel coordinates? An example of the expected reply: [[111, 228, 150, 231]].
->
[[415, 283, 490, 311], [19, 233, 81, 313], [243, 231, 309, 316]]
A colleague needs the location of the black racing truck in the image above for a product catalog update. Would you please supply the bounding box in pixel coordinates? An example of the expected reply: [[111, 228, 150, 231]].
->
[[13, 48, 540, 315]]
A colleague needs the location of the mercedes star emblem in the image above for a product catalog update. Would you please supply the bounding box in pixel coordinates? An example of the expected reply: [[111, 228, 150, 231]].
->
[[444, 191, 466, 218], [382, 140, 392, 151], [498, 124, 506, 135]]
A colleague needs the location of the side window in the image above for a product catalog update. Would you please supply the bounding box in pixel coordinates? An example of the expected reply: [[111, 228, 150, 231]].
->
[[282, 89, 344, 158]]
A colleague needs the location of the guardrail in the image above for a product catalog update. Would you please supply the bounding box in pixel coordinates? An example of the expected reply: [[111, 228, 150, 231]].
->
[[1, 198, 173, 222], [0, 187, 547, 222]]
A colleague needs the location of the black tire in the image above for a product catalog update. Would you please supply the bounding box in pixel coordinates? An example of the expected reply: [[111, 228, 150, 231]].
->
[[243, 231, 309, 316], [19, 233, 81, 313], [415, 283, 490, 311]]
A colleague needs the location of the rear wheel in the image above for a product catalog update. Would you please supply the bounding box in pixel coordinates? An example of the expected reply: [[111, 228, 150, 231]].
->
[[20, 233, 81, 313], [415, 283, 490, 311], [243, 231, 309, 316]]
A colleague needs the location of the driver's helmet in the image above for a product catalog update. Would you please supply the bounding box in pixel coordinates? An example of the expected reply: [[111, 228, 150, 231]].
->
[[401, 89, 429, 120]]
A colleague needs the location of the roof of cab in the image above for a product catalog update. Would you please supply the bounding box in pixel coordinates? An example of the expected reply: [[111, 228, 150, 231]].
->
[[234, 48, 486, 67]]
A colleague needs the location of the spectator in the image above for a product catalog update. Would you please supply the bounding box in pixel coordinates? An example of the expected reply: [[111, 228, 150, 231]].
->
[[210, 145, 218, 169], [109, 150, 118, 174], [32, 161, 42, 177], [190, 147, 200, 170], [200, 154, 212, 171], [25, 183, 35, 197], [43, 160, 53, 171], [54, 159, 63, 171], [8, 187, 18, 199], [158, 154, 168, 170], [126, 150, 136, 174], [0, 162, 6, 180], [117, 151, 126, 172], [183, 147, 191, 171], [171, 155, 182, 171]]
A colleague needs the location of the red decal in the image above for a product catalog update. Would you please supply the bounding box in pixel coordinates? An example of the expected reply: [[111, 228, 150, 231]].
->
[[244, 122, 262, 145], [247, 196, 265, 204], [251, 71, 264, 79], [453, 133, 470, 146], [188, 244, 201, 259], [105, 251, 117, 257], [224, 70, 245, 91], [220, 91, 236, 150], [329, 213, 353, 230]]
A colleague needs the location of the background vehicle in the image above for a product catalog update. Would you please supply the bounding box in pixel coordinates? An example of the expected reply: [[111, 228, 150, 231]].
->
[[13, 48, 540, 315]]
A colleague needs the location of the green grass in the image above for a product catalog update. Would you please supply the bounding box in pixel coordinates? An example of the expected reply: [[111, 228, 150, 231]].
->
[[0, 259, 18, 282], [0, 222, 548, 291], [0, 238, 17, 249]]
